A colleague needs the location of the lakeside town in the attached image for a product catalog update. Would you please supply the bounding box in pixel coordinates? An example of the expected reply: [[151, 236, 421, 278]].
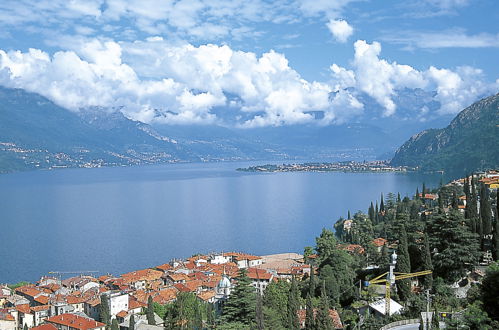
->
[[0, 170, 498, 330], [236, 161, 415, 173]]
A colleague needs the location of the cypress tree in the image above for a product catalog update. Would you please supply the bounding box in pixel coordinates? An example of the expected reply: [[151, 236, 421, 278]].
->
[[255, 293, 264, 330], [222, 268, 256, 324], [23, 325, 28, 330], [147, 295, 155, 325], [422, 183, 426, 196], [194, 300, 203, 330], [421, 233, 433, 289], [287, 276, 300, 330], [416, 187, 420, 200], [480, 184, 492, 235], [99, 294, 110, 326], [206, 303, 215, 329], [315, 282, 333, 330], [397, 225, 412, 301], [111, 319, 119, 330], [451, 191, 459, 210], [380, 194, 385, 213], [397, 192, 401, 203], [347, 210, 351, 219], [129, 314, 135, 330], [309, 266, 316, 297], [305, 294, 315, 330], [369, 202, 375, 222], [375, 201, 379, 224]]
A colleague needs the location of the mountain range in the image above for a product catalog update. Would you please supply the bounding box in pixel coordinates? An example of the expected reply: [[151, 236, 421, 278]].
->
[[0, 86, 463, 173], [391, 92, 499, 174]]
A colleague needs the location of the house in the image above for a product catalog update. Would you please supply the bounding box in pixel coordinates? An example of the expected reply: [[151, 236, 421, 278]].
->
[[16, 303, 35, 328], [31, 305, 50, 326], [0, 308, 16, 330], [246, 268, 273, 295], [61, 277, 99, 293], [371, 238, 387, 252], [83, 298, 100, 321], [45, 313, 106, 330], [104, 291, 129, 319]]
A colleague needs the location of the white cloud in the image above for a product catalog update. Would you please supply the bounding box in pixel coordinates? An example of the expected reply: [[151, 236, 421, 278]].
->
[[383, 29, 499, 49], [326, 19, 353, 43], [330, 40, 499, 117], [425, 0, 469, 10], [0, 38, 360, 126]]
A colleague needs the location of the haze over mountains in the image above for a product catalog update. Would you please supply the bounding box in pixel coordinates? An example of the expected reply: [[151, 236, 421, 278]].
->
[[0, 85, 460, 173]]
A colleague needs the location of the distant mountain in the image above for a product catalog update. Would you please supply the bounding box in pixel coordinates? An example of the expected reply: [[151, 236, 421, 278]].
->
[[391, 93, 499, 174], [0, 87, 196, 172], [0, 86, 474, 173]]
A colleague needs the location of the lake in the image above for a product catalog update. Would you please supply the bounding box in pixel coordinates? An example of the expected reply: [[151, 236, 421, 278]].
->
[[0, 161, 441, 283]]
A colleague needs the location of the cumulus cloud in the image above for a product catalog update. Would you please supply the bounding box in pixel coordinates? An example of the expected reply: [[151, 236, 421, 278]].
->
[[330, 40, 499, 117], [326, 19, 353, 43], [0, 38, 363, 127]]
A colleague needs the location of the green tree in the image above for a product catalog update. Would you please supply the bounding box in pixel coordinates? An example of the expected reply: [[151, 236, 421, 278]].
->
[[427, 210, 480, 282], [315, 282, 333, 330], [421, 233, 434, 289], [397, 225, 412, 301], [481, 262, 499, 321], [222, 268, 256, 325], [111, 319, 119, 330], [206, 303, 215, 329], [305, 293, 315, 330], [193, 300, 202, 330], [99, 294, 110, 326], [147, 295, 156, 325], [287, 276, 300, 329], [129, 314, 135, 330], [462, 301, 493, 329], [263, 280, 290, 327], [304, 246, 314, 264], [480, 184, 493, 235], [255, 293, 264, 330]]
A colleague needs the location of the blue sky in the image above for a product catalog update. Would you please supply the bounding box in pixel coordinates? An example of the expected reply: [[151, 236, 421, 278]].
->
[[0, 0, 497, 127]]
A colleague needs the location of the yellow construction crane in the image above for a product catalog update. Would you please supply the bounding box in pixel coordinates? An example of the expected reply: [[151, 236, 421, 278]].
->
[[367, 252, 432, 316]]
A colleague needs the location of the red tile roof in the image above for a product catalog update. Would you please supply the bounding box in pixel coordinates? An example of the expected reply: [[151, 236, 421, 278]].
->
[[31, 305, 50, 312], [31, 324, 57, 330], [247, 268, 272, 281], [34, 295, 50, 305], [372, 238, 387, 247], [46, 313, 106, 330], [16, 304, 32, 314]]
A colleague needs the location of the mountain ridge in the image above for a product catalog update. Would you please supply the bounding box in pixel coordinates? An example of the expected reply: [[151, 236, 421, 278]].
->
[[390, 92, 499, 174]]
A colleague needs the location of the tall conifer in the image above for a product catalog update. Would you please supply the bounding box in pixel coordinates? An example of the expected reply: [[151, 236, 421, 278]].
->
[[480, 184, 492, 235], [287, 276, 300, 330], [147, 296, 155, 325], [397, 225, 412, 301]]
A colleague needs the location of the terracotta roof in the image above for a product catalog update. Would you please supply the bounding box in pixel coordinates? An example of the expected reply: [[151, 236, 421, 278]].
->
[[196, 291, 216, 302], [0, 309, 15, 321], [372, 238, 387, 247], [338, 244, 365, 254], [173, 283, 190, 293], [167, 273, 189, 282], [184, 280, 203, 292], [121, 269, 163, 283], [247, 268, 272, 281], [35, 295, 50, 304], [152, 288, 178, 304], [31, 324, 57, 330], [67, 295, 86, 304], [16, 285, 41, 297], [46, 313, 106, 330], [31, 305, 51, 312], [16, 304, 32, 314], [116, 310, 128, 318], [155, 263, 172, 271], [129, 297, 146, 310]]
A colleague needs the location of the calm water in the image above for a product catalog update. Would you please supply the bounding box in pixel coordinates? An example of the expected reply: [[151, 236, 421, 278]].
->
[[0, 162, 441, 283]]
